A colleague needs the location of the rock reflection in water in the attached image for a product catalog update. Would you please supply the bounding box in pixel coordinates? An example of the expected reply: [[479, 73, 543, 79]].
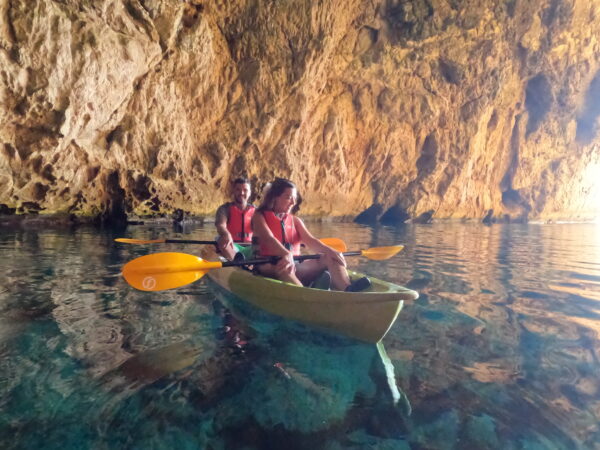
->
[[2, 222, 600, 449], [370, 223, 600, 449]]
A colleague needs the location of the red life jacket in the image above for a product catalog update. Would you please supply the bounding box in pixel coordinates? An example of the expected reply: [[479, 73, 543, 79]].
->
[[227, 203, 255, 243], [259, 211, 302, 256]]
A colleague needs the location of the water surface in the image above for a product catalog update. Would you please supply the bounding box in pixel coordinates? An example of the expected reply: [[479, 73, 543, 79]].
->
[[1, 222, 599, 449]]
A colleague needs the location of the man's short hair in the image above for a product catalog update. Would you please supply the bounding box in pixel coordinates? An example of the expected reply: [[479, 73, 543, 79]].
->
[[233, 177, 250, 185]]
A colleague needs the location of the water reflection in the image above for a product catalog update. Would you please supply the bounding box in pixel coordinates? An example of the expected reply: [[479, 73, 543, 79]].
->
[[89, 297, 411, 448], [302, 222, 600, 448], [1, 222, 599, 448], [202, 292, 412, 437]]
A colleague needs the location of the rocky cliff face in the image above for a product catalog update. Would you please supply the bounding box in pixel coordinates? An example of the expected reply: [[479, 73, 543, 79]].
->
[[1, 0, 599, 222]]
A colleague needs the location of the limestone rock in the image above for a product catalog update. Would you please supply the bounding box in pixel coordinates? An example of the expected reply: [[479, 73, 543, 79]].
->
[[1, 0, 599, 221]]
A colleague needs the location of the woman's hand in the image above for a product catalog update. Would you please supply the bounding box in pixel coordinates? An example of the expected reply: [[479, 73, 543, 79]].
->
[[323, 247, 346, 267], [275, 251, 296, 275]]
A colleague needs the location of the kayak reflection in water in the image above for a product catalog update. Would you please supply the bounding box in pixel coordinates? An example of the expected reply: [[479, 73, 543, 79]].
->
[[252, 178, 368, 291]]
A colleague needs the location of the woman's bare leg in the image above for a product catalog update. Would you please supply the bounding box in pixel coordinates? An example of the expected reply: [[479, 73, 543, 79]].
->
[[295, 255, 351, 290], [321, 253, 351, 290], [295, 259, 327, 286], [257, 263, 302, 286]]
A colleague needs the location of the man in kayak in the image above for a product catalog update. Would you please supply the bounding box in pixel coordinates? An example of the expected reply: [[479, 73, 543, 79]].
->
[[215, 177, 255, 260], [252, 178, 370, 291]]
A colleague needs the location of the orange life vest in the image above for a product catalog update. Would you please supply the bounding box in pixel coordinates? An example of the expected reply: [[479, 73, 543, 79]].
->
[[259, 211, 302, 256], [227, 203, 255, 243]]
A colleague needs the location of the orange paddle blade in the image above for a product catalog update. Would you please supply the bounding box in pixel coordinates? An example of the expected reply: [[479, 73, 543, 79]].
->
[[361, 245, 404, 261], [115, 238, 166, 244], [122, 252, 223, 291], [320, 237, 347, 252]]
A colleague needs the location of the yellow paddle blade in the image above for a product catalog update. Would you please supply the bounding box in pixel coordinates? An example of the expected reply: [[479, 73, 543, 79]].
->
[[320, 237, 347, 252], [115, 238, 166, 244], [122, 252, 223, 291], [361, 245, 404, 261]]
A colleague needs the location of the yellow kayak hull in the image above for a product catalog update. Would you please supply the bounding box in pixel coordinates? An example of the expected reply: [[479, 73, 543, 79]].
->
[[207, 266, 418, 343]]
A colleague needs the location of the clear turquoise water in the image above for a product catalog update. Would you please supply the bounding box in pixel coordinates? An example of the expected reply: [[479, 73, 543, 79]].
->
[[1, 222, 599, 449]]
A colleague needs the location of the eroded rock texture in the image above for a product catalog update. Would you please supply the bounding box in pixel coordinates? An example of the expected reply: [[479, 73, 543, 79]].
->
[[1, 0, 599, 221]]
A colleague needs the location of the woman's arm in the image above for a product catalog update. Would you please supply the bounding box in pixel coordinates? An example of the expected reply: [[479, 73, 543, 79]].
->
[[294, 217, 329, 252], [294, 217, 346, 266]]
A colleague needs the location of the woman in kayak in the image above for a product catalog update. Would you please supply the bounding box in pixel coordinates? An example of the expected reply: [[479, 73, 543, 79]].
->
[[252, 178, 369, 291]]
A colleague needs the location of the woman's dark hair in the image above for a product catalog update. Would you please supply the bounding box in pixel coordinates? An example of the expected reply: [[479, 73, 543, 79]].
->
[[258, 178, 302, 214]]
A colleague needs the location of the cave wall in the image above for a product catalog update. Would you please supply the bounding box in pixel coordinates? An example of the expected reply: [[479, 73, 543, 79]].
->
[[1, 0, 599, 221]]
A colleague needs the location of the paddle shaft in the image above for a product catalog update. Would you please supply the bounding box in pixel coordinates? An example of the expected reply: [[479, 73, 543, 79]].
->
[[122, 244, 402, 291], [221, 251, 363, 268], [165, 239, 217, 245], [165, 240, 316, 247], [166, 239, 258, 245], [166, 240, 312, 249]]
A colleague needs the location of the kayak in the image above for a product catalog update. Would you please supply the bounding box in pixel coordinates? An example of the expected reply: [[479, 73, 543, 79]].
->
[[205, 260, 419, 343]]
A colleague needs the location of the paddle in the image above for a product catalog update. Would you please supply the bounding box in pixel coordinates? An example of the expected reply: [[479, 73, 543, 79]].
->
[[114, 237, 347, 252], [115, 238, 216, 245], [122, 245, 404, 291]]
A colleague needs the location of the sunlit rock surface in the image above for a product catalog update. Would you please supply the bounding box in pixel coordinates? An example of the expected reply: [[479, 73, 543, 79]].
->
[[1, 0, 599, 222]]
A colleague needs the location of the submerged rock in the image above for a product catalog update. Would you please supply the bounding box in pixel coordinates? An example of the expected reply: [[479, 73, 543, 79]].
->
[[465, 413, 500, 449], [412, 409, 460, 450]]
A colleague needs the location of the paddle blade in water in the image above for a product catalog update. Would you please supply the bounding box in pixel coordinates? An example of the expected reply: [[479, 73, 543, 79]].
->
[[115, 238, 166, 245], [320, 237, 347, 252], [122, 252, 222, 291], [361, 245, 404, 261]]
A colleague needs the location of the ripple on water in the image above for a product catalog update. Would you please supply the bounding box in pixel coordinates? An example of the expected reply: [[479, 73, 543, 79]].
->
[[0, 223, 599, 449]]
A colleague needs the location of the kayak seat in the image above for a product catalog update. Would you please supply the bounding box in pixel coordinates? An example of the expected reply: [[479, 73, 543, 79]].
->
[[308, 270, 331, 290], [345, 276, 371, 292]]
